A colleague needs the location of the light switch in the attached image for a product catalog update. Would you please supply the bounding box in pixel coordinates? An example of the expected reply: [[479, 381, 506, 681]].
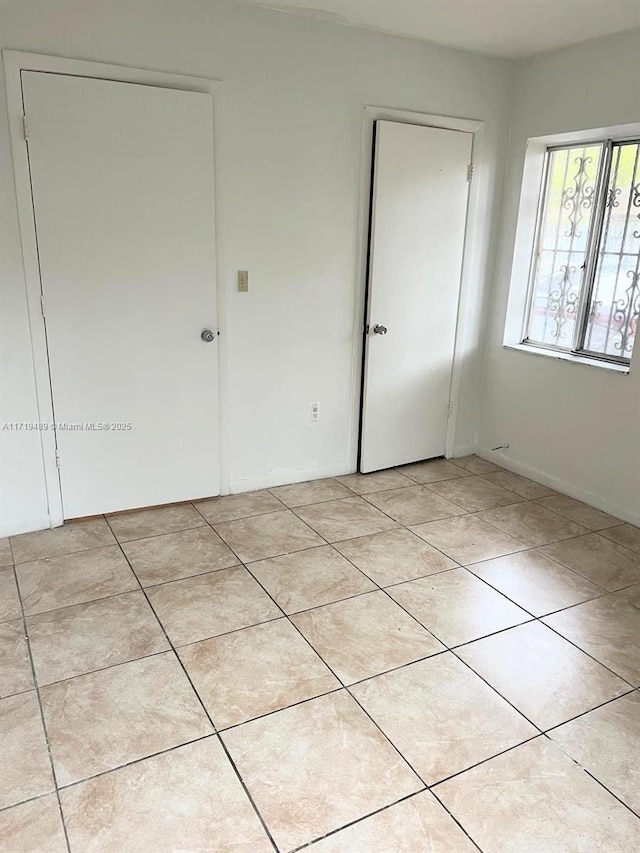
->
[[238, 270, 249, 292]]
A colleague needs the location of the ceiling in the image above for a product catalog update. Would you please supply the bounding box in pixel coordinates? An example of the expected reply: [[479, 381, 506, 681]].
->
[[241, 0, 640, 58]]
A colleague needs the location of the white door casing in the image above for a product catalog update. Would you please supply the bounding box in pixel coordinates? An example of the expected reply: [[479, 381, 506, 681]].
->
[[360, 120, 472, 472], [22, 71, 220, 517]]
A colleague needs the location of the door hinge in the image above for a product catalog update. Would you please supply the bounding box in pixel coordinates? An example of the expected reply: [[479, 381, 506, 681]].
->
[[40, 293, 45, 318], [55, 449, 61, 469], [467, 163, 474, 182], [22, 114, 28, 141]]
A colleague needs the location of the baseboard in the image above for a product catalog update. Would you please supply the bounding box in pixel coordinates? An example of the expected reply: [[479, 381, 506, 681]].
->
[[1, 513, 52, 538], [450, 441, 476, 459], [474, 446, 640, 527], [228, 461, 353, 495]]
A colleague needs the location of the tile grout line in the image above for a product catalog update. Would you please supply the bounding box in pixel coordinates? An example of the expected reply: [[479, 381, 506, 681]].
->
[[284, 494, 491, 658], [29, 490, 635, 736], [11, 494, 639, 674], [9, 563, 73, 853], [228, 496, 553, 853], [283, 503, 455, 664], [534, 618, 638, 689], [427, 789, 485, 852], [163, 507, 436, 849], [102, 514, 282, 853], [4, 465, 639, 846], [290, 786, 483, 853], [51, 732, 213, 794], [582, 767, 640, 821], [542, 688, 639, 737], [525, 532, 640, 582], [226, 513, 456, 839]]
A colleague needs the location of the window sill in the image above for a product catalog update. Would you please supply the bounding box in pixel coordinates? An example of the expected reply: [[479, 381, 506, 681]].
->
[[503, 343, 630, 374]]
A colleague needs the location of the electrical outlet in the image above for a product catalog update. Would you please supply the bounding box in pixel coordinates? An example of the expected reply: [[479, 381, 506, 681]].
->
[[238, 270, 249, 292], [310, 402, 320, 422]]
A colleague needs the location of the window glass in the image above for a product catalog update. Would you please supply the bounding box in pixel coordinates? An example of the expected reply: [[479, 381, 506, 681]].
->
[[526, 144, 603, 348], [584, 141, 640, 359]]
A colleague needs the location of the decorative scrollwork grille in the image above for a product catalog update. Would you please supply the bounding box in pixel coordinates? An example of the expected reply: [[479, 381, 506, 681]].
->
[[584, 142, 640, 359], [525, 139, 640, 365]]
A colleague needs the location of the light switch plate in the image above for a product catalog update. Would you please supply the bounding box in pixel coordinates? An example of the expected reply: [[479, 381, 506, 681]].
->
[[238, 270, 249, 292]]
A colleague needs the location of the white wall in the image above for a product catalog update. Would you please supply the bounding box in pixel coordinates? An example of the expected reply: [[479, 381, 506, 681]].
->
[[0, 0, 512, 535], [477, 28, 640, 524]]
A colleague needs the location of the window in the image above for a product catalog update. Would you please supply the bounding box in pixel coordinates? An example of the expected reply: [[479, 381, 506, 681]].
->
[[524, 138, 640, 365]]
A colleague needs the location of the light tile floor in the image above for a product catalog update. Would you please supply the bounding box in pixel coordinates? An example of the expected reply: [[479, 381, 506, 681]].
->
[[2, 455, 640, 852]]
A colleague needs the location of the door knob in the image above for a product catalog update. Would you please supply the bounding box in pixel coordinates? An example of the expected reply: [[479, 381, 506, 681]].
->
[[201, 329, 215, 343], [372, 324, 388, 335]]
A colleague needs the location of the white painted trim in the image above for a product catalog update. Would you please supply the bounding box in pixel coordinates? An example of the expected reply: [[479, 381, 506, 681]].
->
[[2, 50, 228, 527], [504, 343, 630, 374], [503, 139, 546, 346], [349, 105, 485, 473], [475, 445, 640, 527], [229, 462, 350, 494]]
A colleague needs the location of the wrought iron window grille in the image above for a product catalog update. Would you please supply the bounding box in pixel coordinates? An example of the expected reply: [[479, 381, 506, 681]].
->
[[523, 138, 640, 366]]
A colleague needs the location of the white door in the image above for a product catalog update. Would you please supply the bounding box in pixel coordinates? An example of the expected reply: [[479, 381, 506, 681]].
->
[[22, 71, 220, 518], [360, 120, 472, 473]]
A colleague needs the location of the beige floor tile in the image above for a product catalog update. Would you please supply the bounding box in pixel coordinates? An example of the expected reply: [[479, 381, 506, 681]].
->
[[387, 568, 530, 647], [450, 454, 501, 474], [248, 545, 375, 614], [477, 502, 587, 546], [121, 526, 238, 587], [291, 591, 444, 684], [0, 795, 67, 853], [600, 522, 640, 554], [0, 537, 12, 566], [0, 691, 54, 809], [614, 583, 640, 609], [549, 692, 640, 814], [0, 567, 21, 623], [222, 690, 421, 851], [544, 594, 640, 685], [179, 618, 339, 728], [429, 476, 523, 512], [307, 790, 476, 852], [60, 737, 272, 853], [397, 459, 472, 484], [269, 478, 352, 507], [147, 565, 281, 646], [195, 489, 283, 523], [41, 652, 212, 786], [535, 494, 621, 531], [365, 486, 467, 526], [10, 518, 115, 564], [107, 503, 205, 542], [213, 509, 324, 562], [16, 546, 138, 616], [469, 550, 604, 616], [481, 470, 556, 499], [334, 527, 457, 587], [0, 620, 33, 698], [410, 515, 527, 564], [540, 533, 640, 591], [27, 591, 169, 685], [352, 654, 535, 784], [296, 497, 398, 542], [336, 469, 413, 494], [457, 622, 629, 730], [435, 737, 640, 851]]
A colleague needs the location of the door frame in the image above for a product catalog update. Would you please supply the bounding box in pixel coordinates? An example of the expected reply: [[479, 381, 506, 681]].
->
[[3, 50, 228, 527], [349, 106, 484, 471]]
